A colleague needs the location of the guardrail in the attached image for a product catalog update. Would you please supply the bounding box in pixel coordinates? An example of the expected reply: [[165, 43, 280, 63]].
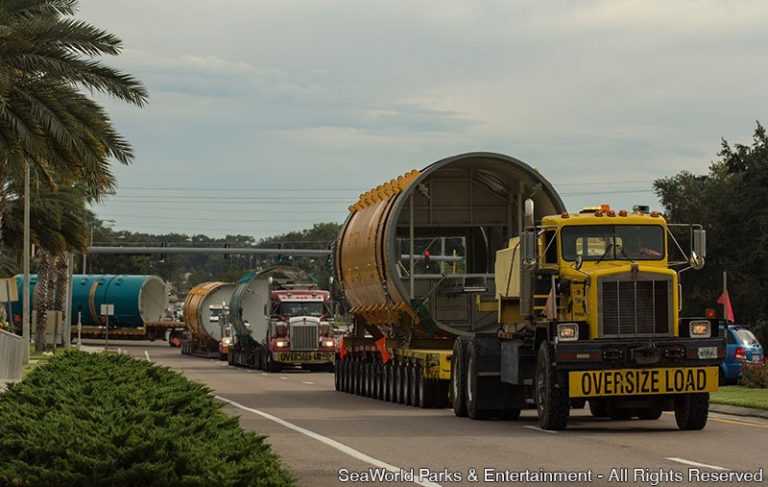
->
[[0, 329, 24, 383]]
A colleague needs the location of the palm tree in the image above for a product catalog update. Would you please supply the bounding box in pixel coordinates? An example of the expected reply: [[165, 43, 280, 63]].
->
[[0, 0, 148, 244]]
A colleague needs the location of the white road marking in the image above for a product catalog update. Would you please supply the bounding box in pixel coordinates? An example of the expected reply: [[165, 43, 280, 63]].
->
[[279, 376, 288, 380], [215, 395, 442, 487], [302, 381, 314, 385], [523, 426, 558, 434], [261, 373, 269, 376], [666, 457, 729, 471], [144, 350, 151, 362]]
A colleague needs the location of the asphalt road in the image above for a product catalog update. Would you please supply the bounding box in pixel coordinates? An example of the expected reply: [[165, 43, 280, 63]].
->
[[92, 340, 768, 487]]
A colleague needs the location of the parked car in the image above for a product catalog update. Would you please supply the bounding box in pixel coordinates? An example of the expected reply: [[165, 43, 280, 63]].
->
[[719, 323, 764, 385]]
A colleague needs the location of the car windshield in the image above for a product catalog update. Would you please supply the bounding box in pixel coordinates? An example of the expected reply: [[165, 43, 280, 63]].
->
[[280, 301, 324, 317], [732, 328, 760, 346], [561, 225, 665, 261]]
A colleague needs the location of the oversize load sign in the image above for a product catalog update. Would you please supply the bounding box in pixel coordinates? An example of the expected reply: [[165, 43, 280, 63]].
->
[[275, 351, 334, 362], [569, 367, 718, 398]]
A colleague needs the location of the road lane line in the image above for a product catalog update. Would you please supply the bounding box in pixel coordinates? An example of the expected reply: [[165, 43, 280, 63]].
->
[[523, 426, 558, 434], [663, 411, 768, 429], [302, 381, 314, 385], [666, 458, 729, 471], [279, 376, 288, 380], [144, 350, 151, 362], [215, 395, 442, 487], [261, 373, 269, 376]]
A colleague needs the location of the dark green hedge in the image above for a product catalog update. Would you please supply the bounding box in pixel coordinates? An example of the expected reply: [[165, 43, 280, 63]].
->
[[0, 351, 295, 487]]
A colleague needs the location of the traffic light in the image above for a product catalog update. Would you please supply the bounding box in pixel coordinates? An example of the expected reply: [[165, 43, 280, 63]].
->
[[423, 250, 431, 269]]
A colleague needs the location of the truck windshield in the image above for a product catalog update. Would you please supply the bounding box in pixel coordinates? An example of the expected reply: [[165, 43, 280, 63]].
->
[[280, 301, 324, 317], [561, 225, 665, 261]]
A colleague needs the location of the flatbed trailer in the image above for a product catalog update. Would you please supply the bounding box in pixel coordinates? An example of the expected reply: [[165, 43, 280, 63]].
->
[[76, 321, 184, 341]]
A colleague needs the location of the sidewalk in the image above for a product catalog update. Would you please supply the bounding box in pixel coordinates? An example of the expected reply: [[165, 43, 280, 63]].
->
[[710, 403, 768, 420]]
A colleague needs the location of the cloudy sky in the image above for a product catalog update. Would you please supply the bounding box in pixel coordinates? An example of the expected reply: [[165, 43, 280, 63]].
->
[[80, 0, 768, 239]]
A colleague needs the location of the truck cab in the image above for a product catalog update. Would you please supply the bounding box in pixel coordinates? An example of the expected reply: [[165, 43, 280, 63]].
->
[[491, 203, 724, 430]]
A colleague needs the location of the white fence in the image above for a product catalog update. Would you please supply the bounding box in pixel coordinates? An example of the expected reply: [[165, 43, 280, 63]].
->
[[0, 329, 25, 383]]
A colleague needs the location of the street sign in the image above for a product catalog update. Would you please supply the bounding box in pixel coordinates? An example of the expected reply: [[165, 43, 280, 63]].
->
[[100, 304, 115, 316]]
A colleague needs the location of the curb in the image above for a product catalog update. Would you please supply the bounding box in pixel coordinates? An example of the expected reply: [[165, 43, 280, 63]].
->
[[710, 403, 768, 420]]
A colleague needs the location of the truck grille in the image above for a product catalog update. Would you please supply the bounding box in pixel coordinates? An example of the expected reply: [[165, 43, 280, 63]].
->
[[290, 320, 319, 351], [600, 276, 671, 337]]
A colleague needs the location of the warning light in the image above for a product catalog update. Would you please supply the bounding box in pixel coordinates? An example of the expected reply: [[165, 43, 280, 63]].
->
[[705, 308, 716, 318]]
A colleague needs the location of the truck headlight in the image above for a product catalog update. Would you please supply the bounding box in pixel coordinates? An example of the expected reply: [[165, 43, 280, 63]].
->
[[557, 323, 579, 341], [689, 320, 711, 338], [321, 339, 335, 348], [221, 337, 232, 346], [275, 340, 288, 348]]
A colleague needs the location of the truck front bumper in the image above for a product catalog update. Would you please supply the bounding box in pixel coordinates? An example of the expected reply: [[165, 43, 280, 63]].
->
[[273, 351, 335, 364], [554, 337, 725, 398]]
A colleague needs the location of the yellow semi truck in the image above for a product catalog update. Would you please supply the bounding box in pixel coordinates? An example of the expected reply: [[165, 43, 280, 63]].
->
[[333, 152, 724, 430]]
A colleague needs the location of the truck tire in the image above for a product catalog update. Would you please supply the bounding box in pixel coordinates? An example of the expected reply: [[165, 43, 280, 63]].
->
[[364, 363, 373, 397], [451, 337, 469, 417], [535, 343, 570, 430], [589, 399, 609, 417], [417, 373, 436, 409], [395, 364, 405, 404], [334, 360, 342, 391], [343, 360, 351, 393], [674, 393, 709, 430], [410, 366, 421, 408], [466, 338, 491, 420], [385, 363, 395, 401], [265, 352, 280, 373]]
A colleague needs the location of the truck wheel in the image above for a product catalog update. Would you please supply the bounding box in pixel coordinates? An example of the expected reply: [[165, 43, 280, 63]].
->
[[410, 366, 421, 408], [342, 360, 351, 393], [385, 363, 395, 401], [355, 362, 363, 396], [417, 373, 436, 409], [394, 364, 404, 404], [589, 399, 609, 417], [365, 363, 376, 397], [266, 352, 280, 373], [334, 360, 342, 391], [466, 338, 491, 420], [637, 408, 662, 420], [674, 393, 709, 430], [535, 343, 570, 431], [451, 337, 468, 417]]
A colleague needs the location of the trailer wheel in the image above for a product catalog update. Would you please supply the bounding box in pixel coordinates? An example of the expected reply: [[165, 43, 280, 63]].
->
[[364, 363, 374, 397], [393, 364, 403, 404], [417, 372, 436, 409], [341, 360, 350, 393], [451, 337, 468, 417], [535, 343, 570, 430], [466, 338, 491, 420], [334, 360, 342, 391], [674, 393, 709, 430], [410, 366, 421, 408], [384, 363, 394, 401]]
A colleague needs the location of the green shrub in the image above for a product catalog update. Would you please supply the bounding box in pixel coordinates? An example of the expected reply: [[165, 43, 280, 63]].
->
[[0, 351, 295, 487], [740, 361, 768, 388]]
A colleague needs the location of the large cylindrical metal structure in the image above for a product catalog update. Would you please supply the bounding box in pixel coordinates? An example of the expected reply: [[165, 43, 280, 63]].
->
[[229, 267, 312, 344], [335, 152, 565, 338], [183, 281, 236, 341], [13, 274, 168, 327]]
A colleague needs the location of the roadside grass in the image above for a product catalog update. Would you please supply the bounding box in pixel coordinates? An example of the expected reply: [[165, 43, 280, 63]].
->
[[711, 385, 768, 410]]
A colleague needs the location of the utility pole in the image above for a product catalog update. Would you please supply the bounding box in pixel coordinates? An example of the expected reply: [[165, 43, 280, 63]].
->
[[22, 161, 30, 364], [722, 271, 728, 323]]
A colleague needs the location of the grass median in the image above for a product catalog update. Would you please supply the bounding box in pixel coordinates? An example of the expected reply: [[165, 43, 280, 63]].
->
[[0, 350, 295, 487], [711, 385, 768, 410]]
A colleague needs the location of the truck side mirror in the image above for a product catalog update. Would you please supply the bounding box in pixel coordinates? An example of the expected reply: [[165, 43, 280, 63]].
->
[[574, 255, 584, 271], [693, 228, 706, 258]]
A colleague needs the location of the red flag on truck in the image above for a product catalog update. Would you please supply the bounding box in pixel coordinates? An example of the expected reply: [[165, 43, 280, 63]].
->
[[375, 336, 391, 363], [339, 336, 348, 359], [717, 290, 735, 323]]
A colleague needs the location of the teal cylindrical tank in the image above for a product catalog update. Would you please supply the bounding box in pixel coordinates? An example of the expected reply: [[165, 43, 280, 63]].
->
[[13, 274, 168, 327]]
